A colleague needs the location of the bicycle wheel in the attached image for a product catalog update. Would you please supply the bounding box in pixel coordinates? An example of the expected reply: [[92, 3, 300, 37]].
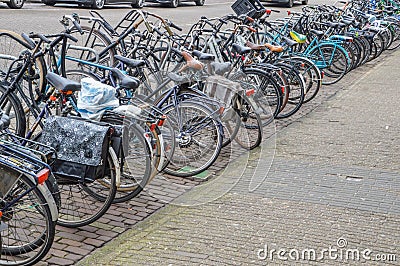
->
[[99, 114, 153, 203], [0, 170, 55, 266], [229, 93, 263, 150], [367, 31, 385, 61], [0, 30, 46, 105], [359, 35, 372, 66], [352, 37, 367, 68], [274, 62, 305, 119], [162, 101, 223, 177], [56, 152, 117, 228], [289, 56, 322, 103], [387, 21, 400, 50], [0, 85, 26, 136], [66, 26, 115, 75], [307, 44, 348, 85], [231, 68, 282, 127]]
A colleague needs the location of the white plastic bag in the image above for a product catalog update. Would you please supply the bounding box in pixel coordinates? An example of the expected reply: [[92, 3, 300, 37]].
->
[[77, 78, 119, 120]]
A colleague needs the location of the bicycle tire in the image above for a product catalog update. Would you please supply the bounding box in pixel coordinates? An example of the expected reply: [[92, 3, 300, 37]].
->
[[0, 30, 47, 105], [99, 115, 153, 203], [0, 85, 26, 136], [231, 68, 282, 127], [67, 26, 116, 74], [289, 56, 322, 103], [307, 43, 348, 85], [230, 93, 263, 150], [274, 61, 305, 119], [0, 171, 55, 266], [161, 101, 223, 177], [56, 152, 117, 228]]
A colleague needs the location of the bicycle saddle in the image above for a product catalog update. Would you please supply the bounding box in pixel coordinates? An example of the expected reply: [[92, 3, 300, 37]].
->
[[210, 62, 231, 76], [340, 19, 355, 26], [110, 68, 140, 90], [289, 31, 307, 44], [46, 72, 81, 93], [246, 41, 266, 51], [231, 43, 251, 55], [114, 55, 146, 68], [282, 36, 298, 47], [265, 43, 284, 53], [192, 50, 215, 62], [0, 110, 10, 131], [310, 29, 325, 37], [330, 35, 353, 43], [168, 72, 189, 83], [181, 51, 203, 70]]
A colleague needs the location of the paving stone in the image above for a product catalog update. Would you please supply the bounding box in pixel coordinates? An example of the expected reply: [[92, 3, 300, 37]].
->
[[46, 256, 74, 266]]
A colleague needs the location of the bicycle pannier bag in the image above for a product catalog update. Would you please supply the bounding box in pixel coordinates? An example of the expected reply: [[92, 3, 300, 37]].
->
[[39, 116, 112, 183]]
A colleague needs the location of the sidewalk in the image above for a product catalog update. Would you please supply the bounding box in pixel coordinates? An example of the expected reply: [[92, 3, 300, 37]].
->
[[77, 50, 400, 265]]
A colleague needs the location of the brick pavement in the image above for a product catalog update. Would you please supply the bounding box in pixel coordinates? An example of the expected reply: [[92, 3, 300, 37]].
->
[[40, 48, 400, 265]]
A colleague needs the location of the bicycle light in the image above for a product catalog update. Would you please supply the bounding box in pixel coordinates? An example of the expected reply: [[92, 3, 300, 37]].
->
[[36, 168, 50, 185]]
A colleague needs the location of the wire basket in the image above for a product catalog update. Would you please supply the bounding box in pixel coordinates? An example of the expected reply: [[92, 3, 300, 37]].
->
[[204, 75, 242, 108], [231, 0, 266, 19]]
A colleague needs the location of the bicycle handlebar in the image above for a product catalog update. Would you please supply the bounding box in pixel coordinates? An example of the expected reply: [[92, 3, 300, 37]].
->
[[21, 33, 36, 49], [30, 33, 51, 44], [168, 20, 182, 31]]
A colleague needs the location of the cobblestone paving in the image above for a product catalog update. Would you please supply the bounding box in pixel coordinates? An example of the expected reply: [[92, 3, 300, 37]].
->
[[74, 49, 400, 265]]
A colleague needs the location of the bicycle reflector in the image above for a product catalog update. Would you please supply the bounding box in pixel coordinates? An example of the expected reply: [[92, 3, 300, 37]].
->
[[246, 89, 255, 96], [266, 9, 272, 15], [157, 115, 167, 127], [150, 123, 157, 131], [287, 10, 291, 15], [36, 168, 50, 185], [321, 71, 325, 79]]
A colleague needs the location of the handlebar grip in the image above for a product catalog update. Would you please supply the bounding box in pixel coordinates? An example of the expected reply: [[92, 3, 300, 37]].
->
[[72, 20, 83, 34], [170, 21, 182, 31], [37, 34, 51, 43], [64, 33, 78, 43], [21, 33, 36, 49], [218, 18, 228, 24], [103, 22, 116, 34], [200, 16, 215, 26]]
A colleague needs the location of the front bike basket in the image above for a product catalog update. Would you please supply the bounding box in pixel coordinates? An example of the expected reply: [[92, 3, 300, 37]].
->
[[231, 0, 266, 19]]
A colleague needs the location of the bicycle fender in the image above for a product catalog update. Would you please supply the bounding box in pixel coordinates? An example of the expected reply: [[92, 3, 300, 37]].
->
[[37, 183, 59, 222]]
